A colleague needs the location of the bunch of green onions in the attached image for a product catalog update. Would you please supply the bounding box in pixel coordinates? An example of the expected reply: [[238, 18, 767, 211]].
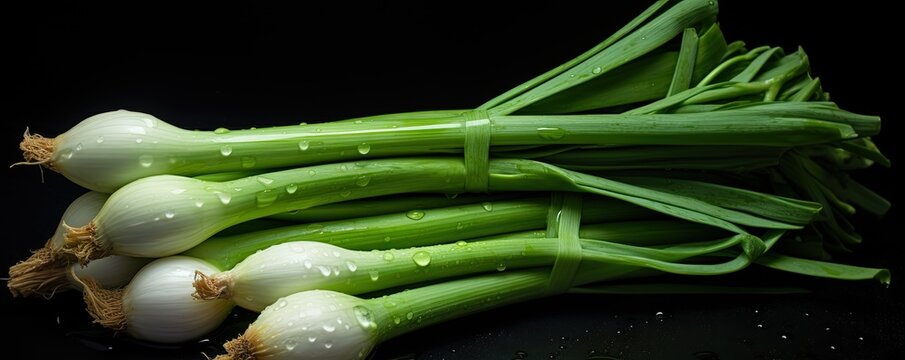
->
[[9, 1, 890, 359]]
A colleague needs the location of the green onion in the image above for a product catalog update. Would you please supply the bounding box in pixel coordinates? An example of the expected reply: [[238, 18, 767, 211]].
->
[[8, 191, 148, 297], [192, 220, 737, 311], [75, 256, 232, 343], [60, 157, 815, 263]]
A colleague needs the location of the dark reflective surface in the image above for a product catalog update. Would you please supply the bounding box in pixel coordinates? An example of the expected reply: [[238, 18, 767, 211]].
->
[[3, 1, 901, 359]]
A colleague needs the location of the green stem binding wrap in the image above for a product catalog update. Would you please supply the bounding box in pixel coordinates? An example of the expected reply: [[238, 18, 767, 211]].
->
[[463, 110, 492, 193], [547, 192, 584, 294]]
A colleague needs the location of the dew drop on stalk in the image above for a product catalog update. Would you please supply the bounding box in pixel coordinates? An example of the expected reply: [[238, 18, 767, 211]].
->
[[369, 270, 380, 281], [412, 251, 432, 267], [322, 324, 336, 332], [355, 175, 371, 187], [592, 66, 602, 74], [496, 263, 506, 271], [256, 190, 278, 208], [317, 266, 331, 277], [357, 143, 371, 155], [241, 156, 257, 168], [139, 155, 154, 167], [170, 188, 186, 195], [536, 127, 565, 140], [298, 140, 309, 151], [308, 336, 317, 343], [383, 236, 391, 242], [215, 192, 232, 205], [219, 145, 233, 157], [308, 169, 317, 176], [339, 190, 352, 198], [345, 261, 358, 272], [214, 127, 230, 134], [406, 210, 425, 220], [456, 241, 467, 247], [481, 202, 493, 212], [353, 306, 376, 329], [382, 253, 394, 261], [96, 136, 104, 144], [75, 143, 83, 151], [135, 138, 143, 144], [256, 176, 274, 185], [406, 312, 414, 320], [303, 260, 312, 269], [194, 200, 205, 208], [324, 342, 333, 349], [285, 183, 298, 194], [164, 210, 175, 219], [60, 150, 74, 160]]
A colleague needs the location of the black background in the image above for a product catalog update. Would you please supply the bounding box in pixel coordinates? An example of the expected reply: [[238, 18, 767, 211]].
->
[[3, 1, 902, 359]]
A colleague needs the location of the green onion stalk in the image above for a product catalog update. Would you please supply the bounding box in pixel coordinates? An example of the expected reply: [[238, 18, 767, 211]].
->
[[57, 157, 821, 265], [17, 0, 877, 196], [218, 249, 888, 360]]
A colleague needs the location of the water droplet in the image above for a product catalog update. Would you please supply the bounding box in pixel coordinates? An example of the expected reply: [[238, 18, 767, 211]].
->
[[382, 253, 395, 261], [194, 200, 205, 208], [353, 306, 376, 329], [285, 183, 298, 194], [393, 317, 401, 324], [317, 266, 331, 277], [308, 336, 317, 343], [135, 138, 143, 144], [830, 345, 836, 350], [412, 251, 432, 267], [256, 190, 278, 208], [95, 136, 104, 144], [139, 155, 154, 167], [781, 335, 788, 339], [298, 140, 310, 151], [129, 126, 147, 135], [276, 300, 288, 309], [592, 66, 602, 74], [481, 202, 493, 212], [456, 241, 467, 247], [324, 342, 333, 349], [170, 188, 186, 195], [339, 190, 352, 198], [308, 224, 324, 232], [340, 164, 348, 171], [355, 176, 371, 187], [322, 324, 336, 332], [220, 145, 233, 156], [214, 127, 230, 134], [406, 312, 414, 320], [569, 73, 576, 78], [406, 210, 425, 220], [303, 260, 312, 269], [369, 270, 380, 281], [285, 340, 297, 351], [241, 157, 256, 168], [164, 210, 175, 219], [537, 127, 566, 140], [496, 263, 506, 271], [75, 143, 83, 151], [456, 222, 465, 230], [308, 169, 317, 176], [357, 143, 371, 155], [345, 261, 358, 272], [216, 192, 232, 205], [383, 236, 391, 242], [257, 176, 274, 185]]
